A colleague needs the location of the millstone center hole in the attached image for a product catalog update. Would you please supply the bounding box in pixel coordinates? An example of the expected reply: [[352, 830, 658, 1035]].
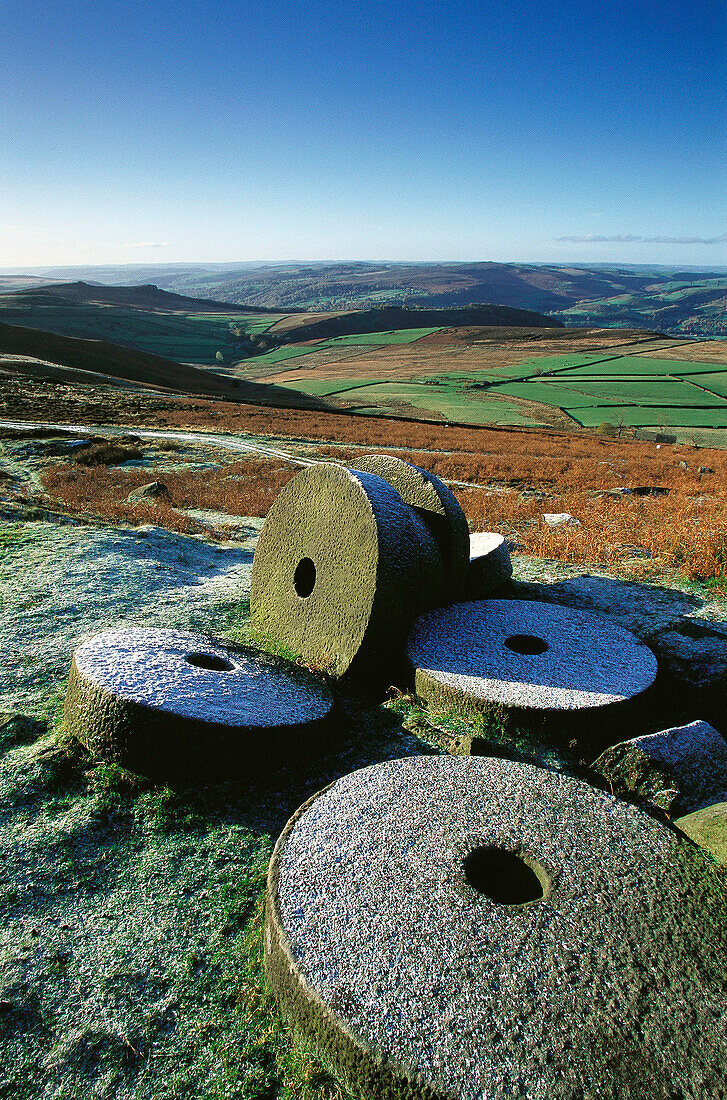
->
[[294, 557, 316, 599], [186, 653, 234, 672], [463, 846, 547, 905], [504, 634, 549, 656]]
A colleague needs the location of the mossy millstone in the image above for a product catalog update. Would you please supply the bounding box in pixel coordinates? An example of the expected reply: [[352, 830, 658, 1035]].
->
[[266, 756, 727, 1100], [351, 454, 469, 602], [250, 463, 442, 684], [65, 628, 334, 780], [408, 600, 658, 743]]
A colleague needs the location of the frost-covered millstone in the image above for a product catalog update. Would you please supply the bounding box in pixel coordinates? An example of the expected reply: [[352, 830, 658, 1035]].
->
[[265, 756, 727, 1100], [250, 463, 442, 686], [464, 532, 513, 599], [65, 628, 334, 780], [350, 454, 469, 602], [408, 600, 658, 745]]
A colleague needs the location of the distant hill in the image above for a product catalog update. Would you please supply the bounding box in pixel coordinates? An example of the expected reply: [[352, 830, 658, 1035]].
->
[[1, 281, 284, 315], [0, 320, 329, 410], [276, 304, 562, 343], [3, 263, 725, 336], [76, 261, 718, 338]]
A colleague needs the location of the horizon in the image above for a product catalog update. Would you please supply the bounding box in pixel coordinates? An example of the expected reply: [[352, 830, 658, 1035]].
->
[[3, 0, 726, 269], [4, 258, 727, 277]]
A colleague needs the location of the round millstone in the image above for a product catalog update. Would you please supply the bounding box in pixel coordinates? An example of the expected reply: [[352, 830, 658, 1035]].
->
[[350, 454, 469, 602], [266, 755, 727, 1100], [465, 532, 513, 599], [251, 463, 442, 684], [65, 627, 334, 779], [408, 600, 658, 738]]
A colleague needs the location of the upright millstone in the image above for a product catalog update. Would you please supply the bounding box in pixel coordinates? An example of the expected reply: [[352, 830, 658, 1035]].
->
[[65, 628, 334, 780], [350, 454, 470, 603], [266, 755, 727, 1099], [250, 463, 442, 685]]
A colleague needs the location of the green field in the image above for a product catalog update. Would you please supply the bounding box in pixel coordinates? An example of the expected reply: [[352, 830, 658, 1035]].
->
[[274, 376, 546, 425], [237, 328, 441, 369], [686, 373, 727, 397], [493, 378, 726, 408], [569, 405, 727, 428], [322, 327, 442, 346], [266, 342, 727, 430]]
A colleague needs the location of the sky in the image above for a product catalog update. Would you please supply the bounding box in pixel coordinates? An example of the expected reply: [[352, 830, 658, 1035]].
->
[[1, 0, 726, 268]]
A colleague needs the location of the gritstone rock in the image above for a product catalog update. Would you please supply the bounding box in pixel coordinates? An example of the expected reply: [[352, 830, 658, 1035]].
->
[[126, 480, 170, 502], [65, 627, 334, 780], [592, 719, 727, 814], [408, 600, 657, 742], [265, 755, 727, 1100], [250, 463, 442, 684], [504, 572, 727, 733], [542, 512, 581, 527], [350, 454, 469, 602], [464, 532, 513, 599], [676, 801, 727, 865]]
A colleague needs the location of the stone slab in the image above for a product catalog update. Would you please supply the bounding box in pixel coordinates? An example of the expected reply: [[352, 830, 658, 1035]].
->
[[266, 755, 727, 1100], [65, 627, 334, 779]]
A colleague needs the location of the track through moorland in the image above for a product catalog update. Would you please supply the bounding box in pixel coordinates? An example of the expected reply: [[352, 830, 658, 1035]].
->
[[0, 419, 495, 491]]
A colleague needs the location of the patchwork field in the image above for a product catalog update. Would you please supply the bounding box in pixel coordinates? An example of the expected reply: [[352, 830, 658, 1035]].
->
[[250, 333, 727, 438]]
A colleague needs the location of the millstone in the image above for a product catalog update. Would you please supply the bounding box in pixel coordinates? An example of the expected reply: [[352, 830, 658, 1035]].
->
[[465, 531, 513, 598], [266, 756, 727, 1100], [65, 627, 334, 779], [250, 463, 443, 683], [408, 599, 657, 739], [350, 454, 469, 602]]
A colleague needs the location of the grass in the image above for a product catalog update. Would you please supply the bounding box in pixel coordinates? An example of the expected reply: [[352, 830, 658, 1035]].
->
[[569, 405, 727, 428], [0, 716, 355, 1100], [321, 327, 441, 346]]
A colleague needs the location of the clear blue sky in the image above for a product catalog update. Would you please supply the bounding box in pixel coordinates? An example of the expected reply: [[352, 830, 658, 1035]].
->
[[2, 0, 726, 267]]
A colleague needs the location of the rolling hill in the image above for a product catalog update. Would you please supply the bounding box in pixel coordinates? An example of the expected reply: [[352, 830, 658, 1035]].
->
[[0, 320, 329, 410], [5, 263, 725, 336]]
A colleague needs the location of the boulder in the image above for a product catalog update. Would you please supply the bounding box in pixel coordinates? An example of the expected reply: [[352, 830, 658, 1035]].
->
[[676, 801, 727, 865], [126, 480, 170, 503], [542, 512, 581, 526], [591, 719, 727, 814]]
